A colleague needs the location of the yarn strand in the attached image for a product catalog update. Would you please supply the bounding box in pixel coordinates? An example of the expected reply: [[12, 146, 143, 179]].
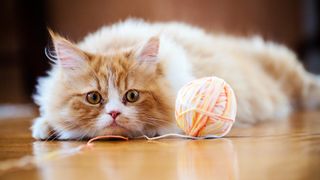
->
[[140, 133, 223, 140]]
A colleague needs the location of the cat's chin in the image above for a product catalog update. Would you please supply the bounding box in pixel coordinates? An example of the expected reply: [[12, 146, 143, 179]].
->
[[99, 125, 158, 138], [100, 126, 135, 137]]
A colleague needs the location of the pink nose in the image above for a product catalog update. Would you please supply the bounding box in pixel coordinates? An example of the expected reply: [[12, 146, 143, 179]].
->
[[109, 111, 121, 119]]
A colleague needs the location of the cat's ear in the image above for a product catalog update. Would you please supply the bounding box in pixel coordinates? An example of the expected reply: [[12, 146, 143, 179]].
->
[[48, 29, 86, 68], [137, 36, 159, 63]]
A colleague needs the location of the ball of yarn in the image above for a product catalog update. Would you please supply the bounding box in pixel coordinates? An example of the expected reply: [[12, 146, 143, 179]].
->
[[175, 76, 237, 137]]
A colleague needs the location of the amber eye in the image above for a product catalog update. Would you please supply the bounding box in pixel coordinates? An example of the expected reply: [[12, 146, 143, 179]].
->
[[86, 91, 102, 105], [125, 89, 139, 103]]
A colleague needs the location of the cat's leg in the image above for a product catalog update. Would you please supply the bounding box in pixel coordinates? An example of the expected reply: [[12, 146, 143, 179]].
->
[[31, 117, 52, 140]]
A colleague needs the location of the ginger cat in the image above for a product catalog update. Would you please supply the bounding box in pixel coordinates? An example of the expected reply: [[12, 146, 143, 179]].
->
[[32, 19, 320, 140]]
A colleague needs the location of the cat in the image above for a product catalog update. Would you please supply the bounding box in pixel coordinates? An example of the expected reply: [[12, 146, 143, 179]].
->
[[31, 19, 320, 140]]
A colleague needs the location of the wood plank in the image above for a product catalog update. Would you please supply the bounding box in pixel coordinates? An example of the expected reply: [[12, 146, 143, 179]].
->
[[0, 111, 319, 179]]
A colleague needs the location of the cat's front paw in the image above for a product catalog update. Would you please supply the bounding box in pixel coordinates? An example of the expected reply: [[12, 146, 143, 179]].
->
[[31, 117, 51, 140]]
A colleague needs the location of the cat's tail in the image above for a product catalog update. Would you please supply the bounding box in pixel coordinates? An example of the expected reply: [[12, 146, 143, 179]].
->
[[303, 74, 320, 109]]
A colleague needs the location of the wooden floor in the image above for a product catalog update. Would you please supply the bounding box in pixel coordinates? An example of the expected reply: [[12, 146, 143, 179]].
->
[[0, 111, 319, 180]]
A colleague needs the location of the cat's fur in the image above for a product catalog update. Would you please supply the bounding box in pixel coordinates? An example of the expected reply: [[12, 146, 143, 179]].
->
[[32, 19, 320, 140]]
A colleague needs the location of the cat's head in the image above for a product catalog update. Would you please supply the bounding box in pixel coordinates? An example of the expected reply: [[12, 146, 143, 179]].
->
[[42, 31, 175, 139]]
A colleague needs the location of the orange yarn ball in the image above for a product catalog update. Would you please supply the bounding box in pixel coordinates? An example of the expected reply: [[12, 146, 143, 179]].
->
[[175, 77, 237, 137]]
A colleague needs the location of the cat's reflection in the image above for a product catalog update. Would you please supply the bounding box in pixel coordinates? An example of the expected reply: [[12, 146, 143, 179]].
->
[[33, 139, 238, 180], [32, 141, 88, 180]]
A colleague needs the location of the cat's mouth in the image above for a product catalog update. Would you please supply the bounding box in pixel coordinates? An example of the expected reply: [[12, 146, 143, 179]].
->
[[99, 118, 136, 137], [109, 121, 125, 128]]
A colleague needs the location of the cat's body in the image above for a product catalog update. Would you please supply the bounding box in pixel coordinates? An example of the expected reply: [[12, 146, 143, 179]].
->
[[32, 19, 320, 140]]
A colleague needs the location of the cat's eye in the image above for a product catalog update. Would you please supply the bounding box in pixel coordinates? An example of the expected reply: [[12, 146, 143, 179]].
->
[[125, 89, 139, 103], [86, 91, 102, 105]]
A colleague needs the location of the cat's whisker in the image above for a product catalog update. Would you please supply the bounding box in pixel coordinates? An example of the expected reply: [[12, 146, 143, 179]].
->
[[133, 119, 159, 126], [44, 130, 57, 141], [135, 127, 147, 137], [134, 118, 173, 129], [80, 128, 93, 140], [77, 132, 86, 141], [145, 117, 174, 125]]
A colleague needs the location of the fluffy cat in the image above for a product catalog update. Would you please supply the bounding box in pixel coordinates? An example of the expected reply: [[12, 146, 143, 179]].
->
[[32, 19, 320, 140]]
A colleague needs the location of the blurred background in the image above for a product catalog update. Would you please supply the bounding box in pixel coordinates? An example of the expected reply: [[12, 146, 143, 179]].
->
[[0, 0, 319, 117]]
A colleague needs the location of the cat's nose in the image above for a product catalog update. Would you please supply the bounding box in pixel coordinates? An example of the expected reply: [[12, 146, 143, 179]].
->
[[108, 111, 121, 119]]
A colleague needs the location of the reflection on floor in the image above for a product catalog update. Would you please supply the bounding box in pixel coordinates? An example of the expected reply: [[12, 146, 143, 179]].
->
[[0, 111, 319, 180]]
